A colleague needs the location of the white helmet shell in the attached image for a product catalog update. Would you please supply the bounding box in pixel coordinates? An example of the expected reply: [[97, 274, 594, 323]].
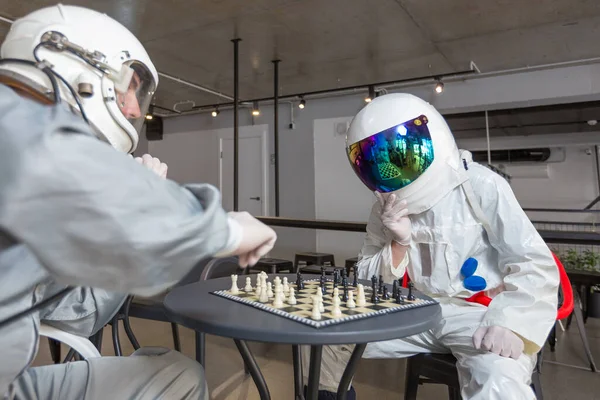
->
[[346, 93, 467, 214], [0, 4, 158, 153]]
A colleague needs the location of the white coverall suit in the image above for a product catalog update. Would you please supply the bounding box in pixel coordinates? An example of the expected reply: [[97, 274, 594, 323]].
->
[[305, 160, 559, 399]]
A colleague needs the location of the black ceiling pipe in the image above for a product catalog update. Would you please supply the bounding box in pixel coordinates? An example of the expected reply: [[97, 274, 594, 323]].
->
[[190, 68, 478, 111], [232, 38, 241, 211], [273, 59, 281, 217]]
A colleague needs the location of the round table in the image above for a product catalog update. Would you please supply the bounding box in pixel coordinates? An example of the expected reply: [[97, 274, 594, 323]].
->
[[164, 275, 441, 400]]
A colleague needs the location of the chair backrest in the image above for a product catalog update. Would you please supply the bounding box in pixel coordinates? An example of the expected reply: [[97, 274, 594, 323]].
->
[[200, 257, 243, 281], [552, 252, 574, 320], [178, 257, 213, 286], [39, 323, 101, 359]]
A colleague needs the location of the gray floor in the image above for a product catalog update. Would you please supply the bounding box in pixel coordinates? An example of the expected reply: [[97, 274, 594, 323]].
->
[[33, 317, 600, 399]]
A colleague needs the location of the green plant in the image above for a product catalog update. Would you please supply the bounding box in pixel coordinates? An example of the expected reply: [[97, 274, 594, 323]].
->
[[582, 250, 600, 272], [563, 249, 582, 270]]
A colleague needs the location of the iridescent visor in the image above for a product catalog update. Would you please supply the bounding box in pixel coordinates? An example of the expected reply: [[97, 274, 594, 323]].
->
[[347, 115, 435, 192]]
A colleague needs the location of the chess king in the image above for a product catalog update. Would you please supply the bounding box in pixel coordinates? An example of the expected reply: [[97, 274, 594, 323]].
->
[[305, 93, 560, 399]]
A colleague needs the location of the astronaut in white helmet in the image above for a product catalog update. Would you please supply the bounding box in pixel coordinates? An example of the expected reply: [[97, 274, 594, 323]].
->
[[303, 93, 559, 399], [0, 4, 276, 399]]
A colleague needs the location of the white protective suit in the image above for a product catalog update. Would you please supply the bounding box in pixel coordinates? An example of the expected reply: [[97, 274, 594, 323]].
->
[[305, 94, 559, 399]]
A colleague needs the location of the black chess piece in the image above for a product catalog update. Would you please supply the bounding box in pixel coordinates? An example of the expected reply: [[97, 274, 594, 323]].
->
[[320, 276, 327, 295], [296, 271, 305, 290], [342, 277, 349, 301], [395, 290, 404, 304], [378, 275, 384, 294], [321, 266, 326, 277], [370, 277, 380, 304], [352, 269, 358, 287], [407, 282, 415, 301], [382, 286, 390, 300], [333, 270, 339, 288], [392, 280, 398, 299], [341, 268, 347, 280]]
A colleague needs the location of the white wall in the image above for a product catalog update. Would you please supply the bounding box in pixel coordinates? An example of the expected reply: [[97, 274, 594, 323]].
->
[[152, 62, 600, 266]]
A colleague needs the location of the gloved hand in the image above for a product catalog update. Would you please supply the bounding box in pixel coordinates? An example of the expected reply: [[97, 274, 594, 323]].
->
[[227, 211, 277, 268], [375, 192, 411, 245], [473, 326, 524, 359], [134, 153, 168, 179]]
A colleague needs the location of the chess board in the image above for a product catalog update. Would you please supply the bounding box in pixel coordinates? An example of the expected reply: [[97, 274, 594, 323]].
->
[[212, 278, 438, 328]]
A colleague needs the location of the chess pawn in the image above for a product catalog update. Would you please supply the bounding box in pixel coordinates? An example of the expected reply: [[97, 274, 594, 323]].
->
[[311, 296, 322, 320], [273, 287, 284, 307], [333, 287, 339, 299], [230, 274, 240, 295], [283, 277, 290, 295], [274, 276, 281, 288], [259, 282, 269, 303], [356, 284, 366, 307], [347, 291, 356, 308], [332, 295, 342, 318], [267, 282, 274, 298], [288, 287, 297, 305], [244, 277, 253, 292]]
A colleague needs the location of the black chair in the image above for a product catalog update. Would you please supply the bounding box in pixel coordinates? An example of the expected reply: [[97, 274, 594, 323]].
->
[[195, 257, 245, 367], [404, 352, 543, 400], [106, 258, 213, 356], [252, 257, 294, 274], [345, 257, 358, 276], [294, 252, 335, 271]]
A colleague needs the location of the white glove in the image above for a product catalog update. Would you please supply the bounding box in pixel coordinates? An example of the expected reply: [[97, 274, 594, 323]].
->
[[219, 211, 277, 268], [375, 192, 412, 245], [473, 326, 524, 359], [134, 153, 168, 179]]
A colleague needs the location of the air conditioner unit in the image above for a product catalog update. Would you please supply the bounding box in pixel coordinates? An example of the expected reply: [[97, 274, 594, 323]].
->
[[471, 147, 566, 163]]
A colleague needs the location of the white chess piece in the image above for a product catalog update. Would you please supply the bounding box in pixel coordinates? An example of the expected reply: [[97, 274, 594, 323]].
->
[[333, 287, 339, 299], [259, 281, 269, 303], [283, 277, 290, 295], [356, 284, 366, 307], [347, 291, 356, 308], [274, 276, 281, 287], [332, 295, 342, 317], [267, 282, 274, 298], [273, 286, 284, 307], [244, 277, 253, 292], [311, 296, 322, 320], [288, 287, 297, 305], [230, 275, 240, 295]]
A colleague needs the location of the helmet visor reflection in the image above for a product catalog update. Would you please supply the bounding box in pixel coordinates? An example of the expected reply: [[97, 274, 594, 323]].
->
[[347, 115, 435, 192]]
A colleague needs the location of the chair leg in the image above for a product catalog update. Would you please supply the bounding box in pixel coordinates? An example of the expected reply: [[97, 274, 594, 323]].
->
[[573, 291, 597, 372], [195, 331, 206, 368], [531, 371, 543, 400], [547, 322, 557, 352], [48, 339, 61, 364], [448, 387, 461, 400], [171, 323, 181, 352], [404, 356, 421, 400], [122, 296, 141, 350], [111, 319, 122, 357]]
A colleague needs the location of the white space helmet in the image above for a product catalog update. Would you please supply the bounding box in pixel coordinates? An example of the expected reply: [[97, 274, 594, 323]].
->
[[0, 4, 158, 153], [346, 93, 467, 214]]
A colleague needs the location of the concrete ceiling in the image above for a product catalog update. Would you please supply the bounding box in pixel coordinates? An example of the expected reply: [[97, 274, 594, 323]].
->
[[1, 0, 600, 112]]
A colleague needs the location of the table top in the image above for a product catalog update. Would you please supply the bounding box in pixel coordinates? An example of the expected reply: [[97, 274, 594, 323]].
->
[[164, 275, 442, 345]]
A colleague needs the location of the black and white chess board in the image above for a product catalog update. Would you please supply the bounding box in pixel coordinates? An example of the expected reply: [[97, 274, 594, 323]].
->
[[212, 277, 437, 328]]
